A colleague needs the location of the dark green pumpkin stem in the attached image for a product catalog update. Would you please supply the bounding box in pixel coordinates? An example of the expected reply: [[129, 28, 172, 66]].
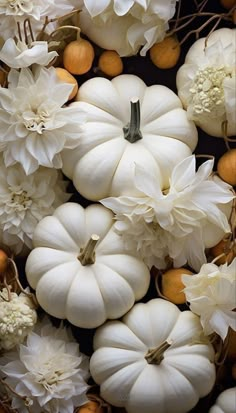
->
[[123, 98, 143, 143]]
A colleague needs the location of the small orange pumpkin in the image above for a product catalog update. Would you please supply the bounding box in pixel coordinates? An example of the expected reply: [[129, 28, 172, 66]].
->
[[0, 249, 8, 275], [220, 0, 236, 9], [63, 39, 95, 75], [77, 401, 105, 413], [98, 50, 123, 77], [150, 36, 181, 69], [161, 268, 193, 304], [217, 148, 236, 186], [210, 238, 235, 265], [55, 67, 78, 100]]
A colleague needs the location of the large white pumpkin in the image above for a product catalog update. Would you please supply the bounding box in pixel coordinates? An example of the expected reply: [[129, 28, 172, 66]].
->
[[176, 28, 236, 137], [90, 298, 216, 413], [209, 388, 236, 413], [25, 203, 150, 328], [62, 74, 198, 201]]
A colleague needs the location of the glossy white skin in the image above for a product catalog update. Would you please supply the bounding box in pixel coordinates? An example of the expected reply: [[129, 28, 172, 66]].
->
[[62, 75, 198, 201], [90, 298, 216, 413], [176, 28, 236, 137], [25, 203, 150, 328], [209, 388, 236, 413]]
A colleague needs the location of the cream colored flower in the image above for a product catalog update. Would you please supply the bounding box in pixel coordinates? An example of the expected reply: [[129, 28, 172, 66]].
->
[[0, 319, 90, 413], [102, 156, 234, 271], [0, 288, 37, 350], [176, 28, 236, 137], [0, 38, 58, 68], [0, 158, 70, 254], [0, 0, 79, 40], [79, 0, 178, 56], [0, 67, 85, 174], [182, 259, 236, 340]]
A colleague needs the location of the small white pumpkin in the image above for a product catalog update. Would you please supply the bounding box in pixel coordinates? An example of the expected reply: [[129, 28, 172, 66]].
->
[[176, 28, 236, 137], [25, 203, 150, 329], [90, 298, 216, 413], [209, 388, 236, 413], [62, 74, 198, 201]]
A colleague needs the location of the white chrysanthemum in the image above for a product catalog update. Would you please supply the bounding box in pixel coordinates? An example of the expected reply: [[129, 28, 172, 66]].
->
[[0, 158, 70, 254], [79, 0, 178, 56], [176, 28, 236, 137], [0, 67, 85, 174], [0, 0, 79, 41], [102, 156, 234, 270], [0, 38, 58, 68], [0, 319, 90, 413], [0, 288, 37, 350], [182, 259, 236, 340]]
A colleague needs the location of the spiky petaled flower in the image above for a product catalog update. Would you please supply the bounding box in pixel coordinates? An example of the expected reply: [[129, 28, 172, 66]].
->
[[0, 67, 85, 174], [182, 259, 236, 340], [0, 319, 90, 413], [102, 156, 234, 271], [0, 158, 70, 254]]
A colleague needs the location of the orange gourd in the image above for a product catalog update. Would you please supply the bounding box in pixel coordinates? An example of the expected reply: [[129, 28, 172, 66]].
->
[[161, 268, 193, 304], [217, 149, 236, 186], [63, 38, 95, 75], [98, 50, 123, 77], [150, 36, 181, 69], [220, 0, 236, 9], [77, 401, 105, 413], [0, 249, 8, 275], [55, 67, 78, 100], [210, 238, 235, 265]]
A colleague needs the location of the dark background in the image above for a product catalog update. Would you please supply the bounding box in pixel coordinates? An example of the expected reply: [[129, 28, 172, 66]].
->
[[15, 1, 236, 412]]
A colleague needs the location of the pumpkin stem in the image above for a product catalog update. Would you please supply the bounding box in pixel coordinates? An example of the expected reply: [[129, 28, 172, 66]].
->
[[123, 97, 143, 143], [78, 234, 100, 266], [145, 341, 172, 365]]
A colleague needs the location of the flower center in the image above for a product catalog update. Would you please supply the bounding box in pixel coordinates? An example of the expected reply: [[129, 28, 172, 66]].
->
[[2, 0, 33, 15], [189, 66, 232, 118], [23, 108, 50, 134], [8, 188, 32, 211]]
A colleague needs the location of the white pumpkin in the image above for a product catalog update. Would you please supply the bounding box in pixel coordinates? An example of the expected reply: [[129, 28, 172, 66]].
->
[[25, 203, 150, 329], [62, 74, 198, 201], [209, 388, 236, 413], [90, 298, 216, 413], [176, 28, 236, 137]]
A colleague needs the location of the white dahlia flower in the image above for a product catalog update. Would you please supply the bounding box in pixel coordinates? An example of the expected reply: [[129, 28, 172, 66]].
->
[[102, 156, 234, 270], [79, 0, 178, 56], [176, 28, 236, 137], [0, 67, 85, 174], [0, 288, 37, 350], [0, 0, 79, 41], [0, 319, 90, 413], [0, 38, 58, 68], [0, 158, 70, 254], [182, 259, 236, 340]]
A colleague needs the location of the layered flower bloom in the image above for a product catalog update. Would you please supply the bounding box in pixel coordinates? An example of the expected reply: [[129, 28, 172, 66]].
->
[[79, 0, 178, 56], [102, 156, 234, 270], [182, 259, 236, 340], [0, 0, 79, 40], [0, 38, 58, 68], [0, 319, 90, 413], [0, 288, 37, 350], [0, 158, 70, 254], [0, 67, 85, 174], [176, 28, 236, 137]]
